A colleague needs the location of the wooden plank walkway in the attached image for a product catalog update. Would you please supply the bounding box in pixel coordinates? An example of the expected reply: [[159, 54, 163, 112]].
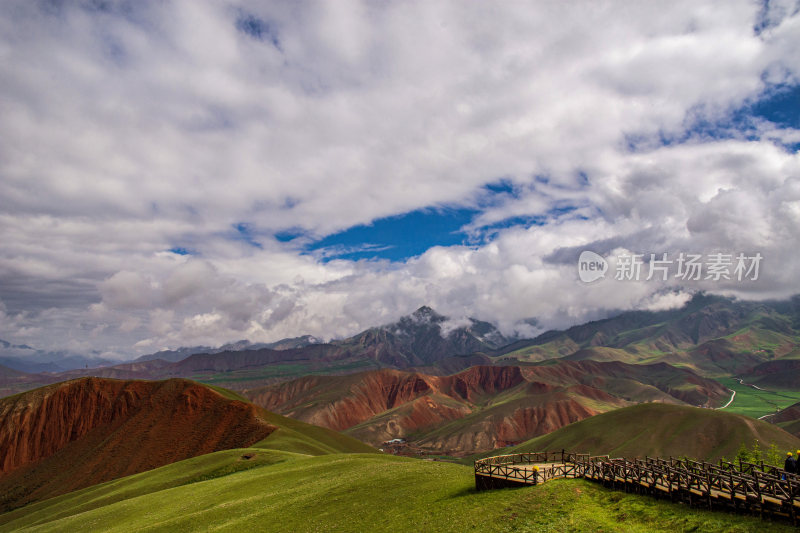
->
[[474, 451, 800, 525]]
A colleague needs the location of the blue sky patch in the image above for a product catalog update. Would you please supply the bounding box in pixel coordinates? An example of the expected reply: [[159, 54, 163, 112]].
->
[[279, 179, 583, 262], [274, 228, 305, 242], [749, 83, 800, 129], [306, 207, 479, 262], [235, 12, 281, 50], [169, 247, 193, 256], [482, 178, 517, 197]]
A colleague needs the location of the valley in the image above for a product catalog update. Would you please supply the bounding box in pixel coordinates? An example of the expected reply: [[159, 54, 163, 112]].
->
[[716, 376, 800, 419]]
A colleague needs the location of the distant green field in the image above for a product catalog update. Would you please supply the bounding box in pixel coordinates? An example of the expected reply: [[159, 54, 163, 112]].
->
[[0, 452, 793, 533], [191, 359, 381, 389], [716, 377, 800, 419]]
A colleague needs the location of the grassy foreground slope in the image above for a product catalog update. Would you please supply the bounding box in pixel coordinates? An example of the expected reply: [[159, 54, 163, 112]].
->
[[491, 403, 800, 462], [1, 452, 794, 533]]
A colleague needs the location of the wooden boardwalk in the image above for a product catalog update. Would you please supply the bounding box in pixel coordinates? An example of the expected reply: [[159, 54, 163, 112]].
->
[[474, 451, 800, 525]]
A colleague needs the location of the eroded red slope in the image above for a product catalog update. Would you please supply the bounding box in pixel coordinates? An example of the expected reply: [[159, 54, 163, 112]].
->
[[0, 377, 276, 509], [246, 362, 728, 454], [249, 366, 525, 432]]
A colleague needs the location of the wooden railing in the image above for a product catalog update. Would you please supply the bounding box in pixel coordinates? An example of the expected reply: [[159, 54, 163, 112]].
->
[[474, 450, 800, 524]]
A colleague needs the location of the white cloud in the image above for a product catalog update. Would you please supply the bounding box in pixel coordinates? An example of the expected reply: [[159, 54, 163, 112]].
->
[[100, 271, 154, 310], [0, 1, 798, 355]]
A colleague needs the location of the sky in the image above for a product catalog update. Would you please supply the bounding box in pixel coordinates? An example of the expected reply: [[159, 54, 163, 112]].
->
[[1, 0, 799, 359]]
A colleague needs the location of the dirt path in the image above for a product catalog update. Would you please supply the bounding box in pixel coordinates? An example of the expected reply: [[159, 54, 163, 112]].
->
[[716, 389, 736, 410]]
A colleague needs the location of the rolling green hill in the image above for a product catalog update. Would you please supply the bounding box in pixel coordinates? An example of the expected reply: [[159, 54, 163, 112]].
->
[[487, 403, 800, 462], [254, 409, 377, 456], [0, 451, 794, 533]]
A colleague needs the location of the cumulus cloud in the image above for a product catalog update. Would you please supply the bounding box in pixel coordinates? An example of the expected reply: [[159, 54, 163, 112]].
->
[[0, 1, 798, 356]]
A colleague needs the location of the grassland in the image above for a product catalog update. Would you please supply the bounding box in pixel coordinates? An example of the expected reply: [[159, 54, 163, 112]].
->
[[255, 409, 377, 456], [777, 419, 800, 437], [1, 451, 794, 533], [190, 359, 382, 390], [716, 377, 800, 419], [474, 403, 800, 463]]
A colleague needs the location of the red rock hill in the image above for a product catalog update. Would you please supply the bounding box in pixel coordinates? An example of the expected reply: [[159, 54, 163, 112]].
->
[[0, 377, 275, 510]]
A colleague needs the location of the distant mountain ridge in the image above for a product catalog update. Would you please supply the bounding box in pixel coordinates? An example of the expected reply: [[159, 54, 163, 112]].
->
[[3, 295, 799, 397], [334, 306, 515, 367], [132, 335, 322, 363], [0, 339, 113, 374], [496, 293, 800, 375]]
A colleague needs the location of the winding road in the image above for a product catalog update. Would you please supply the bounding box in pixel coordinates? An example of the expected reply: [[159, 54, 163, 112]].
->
[[717, 389, 736, 410]]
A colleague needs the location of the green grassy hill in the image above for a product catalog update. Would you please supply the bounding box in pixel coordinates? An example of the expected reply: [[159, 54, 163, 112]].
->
[[0, 450, 794, 533], [255, 409, 376, 455], [486, 403, 800, 462]]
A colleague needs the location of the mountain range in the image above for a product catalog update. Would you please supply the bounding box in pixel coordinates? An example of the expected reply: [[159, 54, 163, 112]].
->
[[131, 335, 322, 363], [2, 293, 799, 454], [0, 377, 797, 532], [0, 305, 518, 395], [3, 293, 799, 387], [498, 293, 800, 374]]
